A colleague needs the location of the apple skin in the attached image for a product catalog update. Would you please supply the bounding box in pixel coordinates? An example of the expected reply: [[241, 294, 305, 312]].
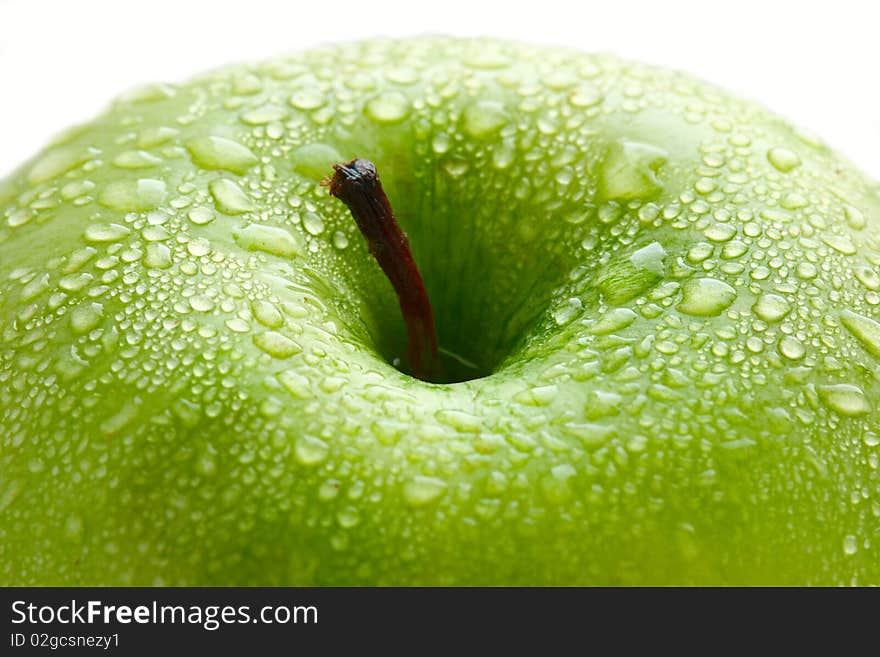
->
[[1, 37, 879, 585]]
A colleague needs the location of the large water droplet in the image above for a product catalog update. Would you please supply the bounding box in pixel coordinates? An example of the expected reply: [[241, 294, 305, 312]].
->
[[209, 178, 254, 214], [403, 475, 447, 507], [234, 224, 301, 257], [294, 435, 329, 465], [677, 277, 736, 316], [290, 143, 344, 181], [28, 146, 98, 184], [767, 147, 801, 172], [98, 179, 166, 211], [253, 331, 302, 358], [600, 140, 667, 200], [186, 136, 258, 174], [84, 223, 131, 243], [818, 384, 871, 417], [364, 92, 409, 123], [143, 243, 172, 269], [70, 302, 103, 334], [840, 309, 880, 359], [753, 294, 790, 323], [462, 100, 508, 138]]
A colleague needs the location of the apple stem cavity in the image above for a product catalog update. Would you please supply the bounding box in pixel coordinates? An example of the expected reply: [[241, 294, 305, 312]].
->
[[325, 158, 441, 382]]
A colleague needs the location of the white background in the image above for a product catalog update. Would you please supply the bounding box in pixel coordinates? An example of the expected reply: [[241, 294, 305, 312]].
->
[[0, 0, 878, 179]]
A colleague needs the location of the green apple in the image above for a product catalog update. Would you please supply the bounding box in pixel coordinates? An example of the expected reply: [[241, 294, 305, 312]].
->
[[1, 37, 879, 585]]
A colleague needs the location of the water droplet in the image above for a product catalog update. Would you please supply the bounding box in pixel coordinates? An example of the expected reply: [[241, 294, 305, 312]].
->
[[337, 507, 361, 529], [289, 88, 326, 110], [704, 224, 736, 243], [98, 178, 166, 211], [84, 222, 131, 243], [753, 294, 790, 323], [143, 243, 172, 269], [28, 146, 98, 184], [113, 150, 162, 169], [600, 140, 667, 200], [59, 272, 92, 292], [252, 300, 283, 328], [189, 295, 215, 312], [137, 126, 178, 148], [63, 514, 84, 542], [541, 464, 576, 504], [462, 100, 508, 138], [821, 234, 856, 256], [290, 143, 344, 181], [435, 409, 481, 433], [843, 534, 858, 555], [234, 223, 301, 257], [840, 309, 880, 359], [70, 302, 103, 334], [186, 136, 257, 174], [364, 91, 409, 123], [403, 476, 447, 507], [253, 331, 302, 358], [241, 104, 287, 125], [294, 435, 329, 465], [225, 318, 251, 333], [302, 211, 325, 235], [100, 399, 139, 435], [561, 422, 615, 446], [187, 238, 211, 257], [209, 178, 254, 214], [781, 192, 807, 210], [589, 308, 637, 335], [818, 384, 870, 416], [796, 262, 817, 280], [778, 335, 806, 360], [20, 273, 49, 301], [767, 147, 801, 172], [513, 384, 558, 406], [844, 204, 866, 230], [187, 206, 216, 225], [569, 83, 602, 107], [677, 277, 736, 316]]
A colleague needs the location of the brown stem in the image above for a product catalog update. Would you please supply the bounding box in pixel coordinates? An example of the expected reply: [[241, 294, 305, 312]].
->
[[324, 158, 441, 381]]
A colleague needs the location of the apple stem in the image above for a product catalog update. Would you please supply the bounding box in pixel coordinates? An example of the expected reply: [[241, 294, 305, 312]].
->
[[324, 158, 441, 382]]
